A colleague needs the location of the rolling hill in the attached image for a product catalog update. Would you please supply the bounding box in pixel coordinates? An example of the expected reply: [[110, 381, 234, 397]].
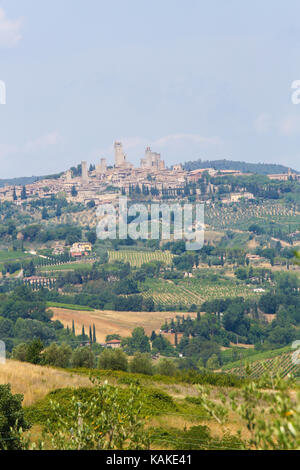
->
[[183, 158, 298, 175]]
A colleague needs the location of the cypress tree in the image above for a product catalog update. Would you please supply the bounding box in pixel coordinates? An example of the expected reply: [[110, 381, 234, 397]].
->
[[42, 207, 49, 220], [71, 185, 78, 197], [21, 185, 27, 200], [92, 324, 96, 343]]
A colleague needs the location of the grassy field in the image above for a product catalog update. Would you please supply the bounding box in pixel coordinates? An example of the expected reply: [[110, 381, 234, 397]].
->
[[0, 250, 32, 261], [1, 360, 298, 449], [108, 250, 174, 267], [141, 277, 257, 308], [40, 262, 92, 272], [0, 360, 91, 406], [0, 250, 33, 271], [1, 360, 249, 449], [50, 307, 196, 343]]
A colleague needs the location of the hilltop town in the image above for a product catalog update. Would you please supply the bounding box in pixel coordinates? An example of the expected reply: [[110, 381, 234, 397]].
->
[[0, 142, 185, 206], [1, 141, 299, 208]]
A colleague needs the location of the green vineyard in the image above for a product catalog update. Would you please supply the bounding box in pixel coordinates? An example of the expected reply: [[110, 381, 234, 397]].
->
[[141, 277, 256, 309], [108, 250, 174, 267], [205, 201, 300, 232], [225, 351, 300, 379]]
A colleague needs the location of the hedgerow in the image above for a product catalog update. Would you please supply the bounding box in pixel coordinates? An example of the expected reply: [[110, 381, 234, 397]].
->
[[24, 385, 177, 425], [67, 367, 246, 388]]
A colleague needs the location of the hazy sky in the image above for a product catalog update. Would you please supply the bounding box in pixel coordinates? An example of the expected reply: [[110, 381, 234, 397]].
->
[[1, 0, 300, 177]]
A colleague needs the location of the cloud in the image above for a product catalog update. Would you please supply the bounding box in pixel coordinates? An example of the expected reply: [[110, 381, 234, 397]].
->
[[0, 8, 23, 48], [278, 116, 300, 136], [0, 132, 63, 160], [254, 113, 300, 136], [0, 143, 18, 159], [254, 113, 273, 134], [117, 137, 147, 149], [23, 132, 62, 152], [153, 133, 222, 147]]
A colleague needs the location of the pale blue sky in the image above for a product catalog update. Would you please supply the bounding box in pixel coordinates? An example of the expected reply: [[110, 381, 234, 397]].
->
[[1, 0, 300, 177]]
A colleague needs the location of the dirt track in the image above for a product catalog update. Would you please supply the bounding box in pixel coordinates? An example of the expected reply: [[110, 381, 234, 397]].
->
[[51, 307, 197, 343]]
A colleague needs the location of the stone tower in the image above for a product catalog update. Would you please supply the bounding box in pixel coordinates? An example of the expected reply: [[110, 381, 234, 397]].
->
[[114, 142, 126, 167], [65, 169, 72, 182], [81, 161, 88, 183], [96, 158, 107, 176], [140, 146, 165, 170]]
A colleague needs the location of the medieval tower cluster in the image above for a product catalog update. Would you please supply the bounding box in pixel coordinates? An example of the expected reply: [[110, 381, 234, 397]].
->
[[140, 146, 165, 170], [77, 141, 169, 185], [114, 142, 134, 169], [113, 142, 165, 171]]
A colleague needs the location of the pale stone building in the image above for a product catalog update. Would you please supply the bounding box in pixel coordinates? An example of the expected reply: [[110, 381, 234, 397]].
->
[[141, 146, 165, 170], [81, 161, 89, 183]]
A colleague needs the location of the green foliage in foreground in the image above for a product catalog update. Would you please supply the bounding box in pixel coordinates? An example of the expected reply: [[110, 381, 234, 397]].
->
[[197, 373, 300, 450], [150, 426, 243, 450], [2, 368, 300, 450], [37, 380, 151, 450], [25, 384, 177, 426], [0, 384, 30, 450], [23, 371, 300, 450]]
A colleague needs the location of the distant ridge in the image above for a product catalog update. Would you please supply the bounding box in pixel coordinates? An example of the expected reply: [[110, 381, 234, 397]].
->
[[0, 176, 40, 188], [183, 159, 298, 175], [0, 172, 64, 188]]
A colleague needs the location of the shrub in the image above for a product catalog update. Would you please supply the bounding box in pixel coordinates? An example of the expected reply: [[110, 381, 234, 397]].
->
[[12, 343, 28, 362], [71, 347, 95, 368], [25, 384, 177, 426], [42, 380, 150, 450], [42, 343, 72, 368], [98, 349, 128, 372], [130, 353, 153, 375], [197, 373, 300, 450], [12, 339, 44, 365], [155, 358, 177, 377], [206, 354, 220, 370], [0, 384, 31, 450]]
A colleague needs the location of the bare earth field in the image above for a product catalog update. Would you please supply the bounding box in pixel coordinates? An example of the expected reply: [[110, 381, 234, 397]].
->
[[51, 307, 197, 343]]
